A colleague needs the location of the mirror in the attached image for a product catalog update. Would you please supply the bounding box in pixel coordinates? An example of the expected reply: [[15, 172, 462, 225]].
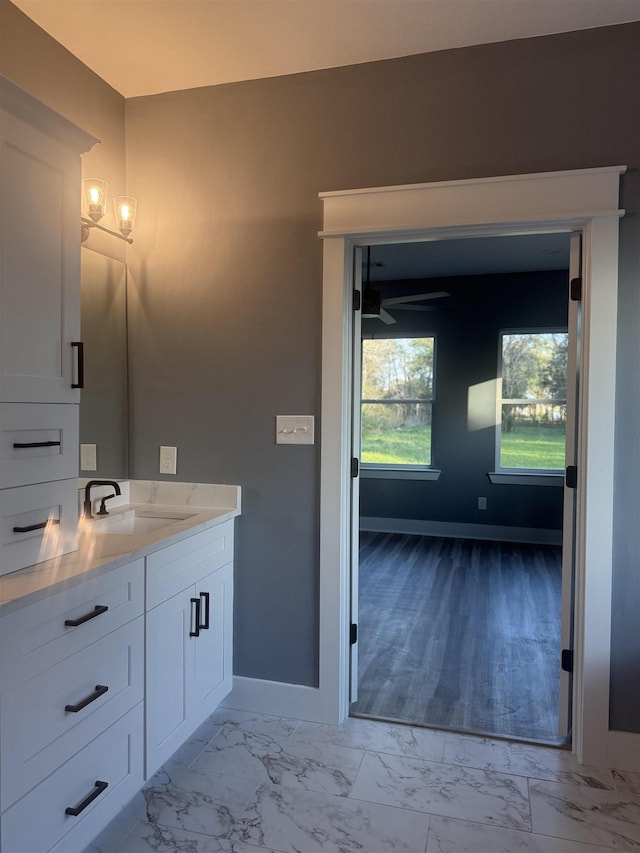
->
[[79, 248, 128, 478]]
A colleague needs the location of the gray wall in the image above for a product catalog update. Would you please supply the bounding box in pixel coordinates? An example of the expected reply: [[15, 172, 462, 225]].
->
[[2, 4, 639, 729], [125, 23, 640, 726], [360, 270, 568, 532]]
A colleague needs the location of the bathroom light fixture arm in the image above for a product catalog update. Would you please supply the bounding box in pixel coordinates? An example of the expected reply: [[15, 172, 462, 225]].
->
[[81, 216, 134, 244]]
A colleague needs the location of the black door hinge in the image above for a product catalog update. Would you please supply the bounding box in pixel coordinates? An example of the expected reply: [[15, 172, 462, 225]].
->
[[350, 623, 358, 645], [351, 457, 359, 478], [570, 277, 582, 301], [565, 465, 577, 489], [561, 649, 574, 673], [353, 289, 361, 311]]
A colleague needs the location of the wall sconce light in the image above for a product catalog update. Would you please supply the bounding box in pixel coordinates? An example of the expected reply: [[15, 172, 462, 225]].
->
[[83, 178, 108, 222], [113, 196, 137, 239], [81, 178, 137, 244]]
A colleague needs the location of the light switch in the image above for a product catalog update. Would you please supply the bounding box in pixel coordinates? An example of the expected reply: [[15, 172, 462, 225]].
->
[[276, 415, 315, 445]]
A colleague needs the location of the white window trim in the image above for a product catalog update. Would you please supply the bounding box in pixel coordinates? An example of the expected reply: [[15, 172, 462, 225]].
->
[[318, 166, 625, 770], [361, 465, 441, 481], [488, 471, 563, 486]]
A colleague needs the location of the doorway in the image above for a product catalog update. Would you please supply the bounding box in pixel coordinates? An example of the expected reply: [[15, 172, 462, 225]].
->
[[350, 233, 574, 744], [318, 166, 623, 767]]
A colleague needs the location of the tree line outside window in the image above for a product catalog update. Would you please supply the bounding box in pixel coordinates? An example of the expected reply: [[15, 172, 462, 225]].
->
[[499, 331, 568, 470], [361, 337, 434, 466], [360, 331, 568, 471]]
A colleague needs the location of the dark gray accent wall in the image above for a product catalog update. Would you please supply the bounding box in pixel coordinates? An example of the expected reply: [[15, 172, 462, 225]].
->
[[123, 23, 640, 727], [360, 270, 568, 530], [2, 3, 639, 729]]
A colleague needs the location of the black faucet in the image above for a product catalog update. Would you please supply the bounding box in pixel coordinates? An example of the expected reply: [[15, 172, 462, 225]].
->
[[83, 480, 122, 519]]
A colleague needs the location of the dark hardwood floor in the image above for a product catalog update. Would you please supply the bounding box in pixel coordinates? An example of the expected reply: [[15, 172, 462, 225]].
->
[[351, 532, 565, 743]]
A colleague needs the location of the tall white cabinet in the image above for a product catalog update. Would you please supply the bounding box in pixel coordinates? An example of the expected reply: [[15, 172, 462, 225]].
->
[[0, 77, 96, 577]]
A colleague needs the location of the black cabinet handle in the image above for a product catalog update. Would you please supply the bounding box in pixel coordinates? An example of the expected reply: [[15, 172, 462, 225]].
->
[[199, 591, 210, 630], [190, 597, 201, 637], [13, 440, 61, 449], [13, 519, 60, 534], [71, 341, 84, 389], [65, 605, 109, 628], [65, 780, 108, 816], [65, 684, 108, 713]]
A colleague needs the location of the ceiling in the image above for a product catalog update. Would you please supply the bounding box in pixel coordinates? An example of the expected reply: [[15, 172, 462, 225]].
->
[[368, 233, 570, 281], [11, 0, 640, 98]]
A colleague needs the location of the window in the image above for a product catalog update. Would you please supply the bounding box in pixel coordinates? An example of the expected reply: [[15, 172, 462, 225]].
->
[[498, 331, 568, 471], [361, 337, 434, 467]]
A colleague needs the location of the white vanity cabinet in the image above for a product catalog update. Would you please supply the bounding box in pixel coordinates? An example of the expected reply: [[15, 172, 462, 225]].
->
[[145, 521, 234, 778], [0, 559, 145, 853], [0, 76, 97, 578], [0, 77, 95, 405]]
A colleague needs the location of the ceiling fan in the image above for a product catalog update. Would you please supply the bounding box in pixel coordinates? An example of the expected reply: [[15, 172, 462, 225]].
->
[[361, 248, 449, 324], [362, 287, 450, 324]]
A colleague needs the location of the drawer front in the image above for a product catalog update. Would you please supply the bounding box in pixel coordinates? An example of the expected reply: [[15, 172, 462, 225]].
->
[[146, 520, 233, 609], [1, 704, 143, 853], [0, 478, 78, 577], [0, 559, 144, 685], [1, 617, 143, 810], [0, 403, 79, 488]]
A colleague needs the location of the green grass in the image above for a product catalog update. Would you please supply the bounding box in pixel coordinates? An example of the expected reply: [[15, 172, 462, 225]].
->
[[362, 425, 431, 465], [500, 424, 565, 469], [362, 423, 565, 468]]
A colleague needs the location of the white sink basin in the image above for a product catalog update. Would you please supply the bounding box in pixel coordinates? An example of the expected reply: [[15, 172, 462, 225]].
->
[[87, 509, 197, 535]]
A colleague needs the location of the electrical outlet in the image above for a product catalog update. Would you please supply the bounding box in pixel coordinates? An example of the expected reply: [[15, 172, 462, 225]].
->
[[159, 445, 177, 475], [80, 443, 97, 471], [478, 496, 487, 510]]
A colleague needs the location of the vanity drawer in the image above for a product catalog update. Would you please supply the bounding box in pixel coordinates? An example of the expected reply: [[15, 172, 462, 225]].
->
[[1, 617, 143, 810], [0, 478, 78, 577], [0, 559, 144, 685], [146, 520, 233, 609], [1, 704, 143, 853], [0, 403, 79, 488]]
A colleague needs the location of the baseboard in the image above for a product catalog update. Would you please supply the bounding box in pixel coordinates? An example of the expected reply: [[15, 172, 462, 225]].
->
[[360, 516, 562, 545], [607, 730, 640, 772], [222, 676, 333, 724]]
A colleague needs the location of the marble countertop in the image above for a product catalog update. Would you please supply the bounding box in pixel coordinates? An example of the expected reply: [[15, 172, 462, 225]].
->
[[0, 480, 241, 616]]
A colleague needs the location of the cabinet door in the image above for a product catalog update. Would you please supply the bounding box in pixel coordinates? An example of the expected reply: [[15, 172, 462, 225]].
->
[[145, 590, 195, 779], [0, 110, 81, 403], [191, 562, 233, 729]]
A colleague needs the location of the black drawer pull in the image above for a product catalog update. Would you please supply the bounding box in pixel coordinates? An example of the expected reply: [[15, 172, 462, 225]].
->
[[65, 684, 108, 713], [65, 605, 109, 628], [71, 341, 84, 389], [13, 519, 60, 534], [190, 597, 201, 637], [13, 440, 62, 449], [199, 591, 210, 630], [65, 780, 108, 816]]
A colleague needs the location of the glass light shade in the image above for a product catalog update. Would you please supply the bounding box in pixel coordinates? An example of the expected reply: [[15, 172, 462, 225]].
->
[[113, 196, 137, 237], [83, 178, 108, 223]]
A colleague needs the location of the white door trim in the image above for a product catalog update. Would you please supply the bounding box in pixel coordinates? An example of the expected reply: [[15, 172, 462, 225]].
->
[[319, 167, 625, 767]]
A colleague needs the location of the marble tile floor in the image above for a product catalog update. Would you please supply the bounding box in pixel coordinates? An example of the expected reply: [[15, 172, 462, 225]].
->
[[85, 709, 640, 853]]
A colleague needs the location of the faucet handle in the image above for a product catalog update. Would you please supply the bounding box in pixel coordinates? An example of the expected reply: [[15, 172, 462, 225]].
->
[[96, 495, 116, 516]]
